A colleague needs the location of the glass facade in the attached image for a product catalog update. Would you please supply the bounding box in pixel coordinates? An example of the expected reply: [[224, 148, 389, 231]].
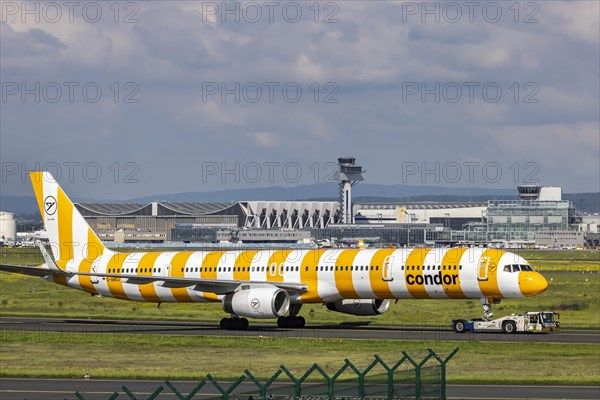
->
[[480, 200, 574, 242], [171, 225, 218, 242], [310, 224, 433, 246]]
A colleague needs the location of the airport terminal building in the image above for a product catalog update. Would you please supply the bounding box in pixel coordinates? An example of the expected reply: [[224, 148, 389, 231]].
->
[[76, 201, 339, 243], [70, 155, 585, 249], [73, 184, 587, 248]]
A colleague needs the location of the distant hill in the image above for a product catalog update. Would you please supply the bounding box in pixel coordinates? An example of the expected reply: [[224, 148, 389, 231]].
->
[[563, 193, 600, 213], [128, 183, 516, 203], [0, 195, 40, 216], [2, 185, 598, 215]]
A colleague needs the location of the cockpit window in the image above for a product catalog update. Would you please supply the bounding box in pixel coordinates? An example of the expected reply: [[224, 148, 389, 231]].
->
[[504, 264, 534, 273]]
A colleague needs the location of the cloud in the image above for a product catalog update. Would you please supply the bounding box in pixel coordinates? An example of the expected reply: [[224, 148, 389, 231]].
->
[[248, 131, 282, 148], [0, 23, 66, 58], [1, 1, 598, 197]]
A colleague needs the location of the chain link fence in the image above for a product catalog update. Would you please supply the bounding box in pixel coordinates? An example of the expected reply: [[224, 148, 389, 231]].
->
[[75, 348, 458, 400]]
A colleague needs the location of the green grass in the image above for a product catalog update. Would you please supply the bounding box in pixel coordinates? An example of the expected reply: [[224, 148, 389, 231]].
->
[[0, 331, 598, 385], [1, 248, 599, 329], [1, 248, 599, 384], [514, 249, 600, 272]]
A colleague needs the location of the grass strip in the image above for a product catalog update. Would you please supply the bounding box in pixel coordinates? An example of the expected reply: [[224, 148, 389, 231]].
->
[[0, 331, 598, 385]]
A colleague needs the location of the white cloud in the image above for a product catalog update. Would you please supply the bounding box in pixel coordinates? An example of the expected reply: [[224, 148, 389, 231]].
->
[[294, 54, 324, 81], [1, 0, 598, 195], [249, 131, 282, 148]]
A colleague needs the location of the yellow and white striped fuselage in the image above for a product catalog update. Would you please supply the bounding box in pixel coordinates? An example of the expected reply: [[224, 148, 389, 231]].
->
[[47, 247, 544, 304]]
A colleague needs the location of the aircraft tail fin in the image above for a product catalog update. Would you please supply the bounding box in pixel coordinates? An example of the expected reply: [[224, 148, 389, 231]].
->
[[30, 172, 106, 269]]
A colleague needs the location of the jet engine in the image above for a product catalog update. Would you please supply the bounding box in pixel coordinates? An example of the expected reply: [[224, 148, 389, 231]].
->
[[326, 299, 390, 316], [222, 285, 290, 319]]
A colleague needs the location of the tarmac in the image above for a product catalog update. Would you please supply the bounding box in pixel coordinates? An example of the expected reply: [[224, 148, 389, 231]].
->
[[1, 316, 598, 344]]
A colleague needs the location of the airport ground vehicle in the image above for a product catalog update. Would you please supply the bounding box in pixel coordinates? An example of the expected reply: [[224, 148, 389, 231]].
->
[[452, 311, 560, 333]]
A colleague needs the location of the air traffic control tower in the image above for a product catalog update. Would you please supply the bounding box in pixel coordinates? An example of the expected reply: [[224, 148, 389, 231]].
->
[[337, 157, 365, 224]]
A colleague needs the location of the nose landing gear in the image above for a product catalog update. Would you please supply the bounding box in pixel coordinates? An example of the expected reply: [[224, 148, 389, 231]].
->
[[481, 298, 500, 320]]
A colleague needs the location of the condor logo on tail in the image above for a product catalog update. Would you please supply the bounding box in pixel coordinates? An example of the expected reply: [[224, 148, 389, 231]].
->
[[44, 196, 57, 215]]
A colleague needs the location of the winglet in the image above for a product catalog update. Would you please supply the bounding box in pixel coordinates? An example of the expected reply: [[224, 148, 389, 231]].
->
[[36, 241, 70, 275]]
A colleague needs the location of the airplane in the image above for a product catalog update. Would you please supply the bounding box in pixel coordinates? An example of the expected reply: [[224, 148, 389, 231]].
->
[[0, 172, 549, 330]]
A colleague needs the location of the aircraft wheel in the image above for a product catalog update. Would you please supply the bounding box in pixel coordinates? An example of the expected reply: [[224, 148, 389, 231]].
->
[[502, 321, 517, 334], [220, 318, 231, 330], [454, 320, 466, 333], [296, 316, 306, 328], [241, 318, 249, 330], [277, 316, 288, 328]]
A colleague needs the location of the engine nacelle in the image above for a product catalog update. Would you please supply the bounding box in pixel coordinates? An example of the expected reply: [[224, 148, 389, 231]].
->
[[222, 285, 290, 319], [326, 299, 390, 316]]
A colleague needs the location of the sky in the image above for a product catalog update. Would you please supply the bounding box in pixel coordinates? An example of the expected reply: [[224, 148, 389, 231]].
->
[[1, 0, 599, 200]]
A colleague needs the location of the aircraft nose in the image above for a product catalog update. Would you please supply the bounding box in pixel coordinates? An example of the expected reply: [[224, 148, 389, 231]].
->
[[519, 272, 549, 297]]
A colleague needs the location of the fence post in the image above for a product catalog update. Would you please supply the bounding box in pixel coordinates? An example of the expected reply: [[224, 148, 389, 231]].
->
[[371, 355, 393, 400], [308, 364, 334, 399], [245, 368, 283, 399], [280, 364, 302, 399], [440, 348, 459, 400], [401, 351, 419, 400], [343, 358, 364, 399], [330, 360, 353, 399]]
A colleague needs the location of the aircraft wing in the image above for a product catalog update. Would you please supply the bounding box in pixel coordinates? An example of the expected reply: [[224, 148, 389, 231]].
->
[[0, 264, 58, 278], [112, 273, 307, 295], [58, 269, 307, 295], [159, 278, 307, 295]]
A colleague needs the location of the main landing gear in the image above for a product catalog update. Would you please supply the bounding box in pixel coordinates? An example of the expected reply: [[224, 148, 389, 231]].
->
[[277, 315, 305, 328], [277, 304, 306, 328], [220, 316, 249, 330], [219, 304, 307, 330]]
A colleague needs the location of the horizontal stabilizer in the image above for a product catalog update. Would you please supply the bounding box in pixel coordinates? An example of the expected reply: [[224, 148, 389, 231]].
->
[[0, 264, 58, 277]]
